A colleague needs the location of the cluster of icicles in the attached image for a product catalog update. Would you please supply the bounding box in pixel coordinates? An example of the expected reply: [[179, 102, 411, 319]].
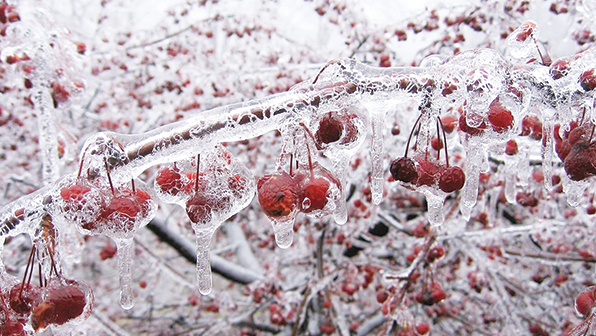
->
[[2, 21, 596, 332]]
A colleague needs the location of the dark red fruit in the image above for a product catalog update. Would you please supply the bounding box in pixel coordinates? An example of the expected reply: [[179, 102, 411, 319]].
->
[[487, 99, 514, 133], [438, 166, 465, 193], [155, 167, 184, 196], [60, 183, 91, 211], [575, 289, 595, 317], [96, 189, 151, 232], [31, 283, 87, 330], [390, 157, 418, 183], [459, 112, 486, 136], [51, 83, 70, 108], [9, 283, 42, 315], [564, 144, 596, 181], [301, 177, 330, 212], [257, 172, 301, 218], [186, 193, 213, 224], [505, 140, 518, 155], [416, 159, 441, 187], [528, 323, 549, 336], [550, 59, 570, 80], [416, 323, 430, 335], [580, 69, 596, 91], [515, 21, 535, 42], [316, 112, 343, 144], [427, 246, 445, 263]]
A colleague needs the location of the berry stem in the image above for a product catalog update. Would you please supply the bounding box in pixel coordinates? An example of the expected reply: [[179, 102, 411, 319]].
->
[[289, 153, 294, 176], [195, 154, 201, 193], [405, 113, 424, 158], [131, 179, 136, 193], [38, 263, 43, 288], [19, 244, 36, 300], [77, 151, 86, 179], [436, 119, 441, 161], [438, 117, 450, 166], [104, 157, 115, 195]]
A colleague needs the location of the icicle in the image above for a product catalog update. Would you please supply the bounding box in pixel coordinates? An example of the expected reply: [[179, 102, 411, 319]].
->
[[56, 219, 85, 269], [423, 188, 445, 226], [460, 145, 482, 220], [271, 218, 295, 249], [331, 153, 350, 225], [194, 231, 214, 295], [563, 175, 588, 207], [370, 109, 386, 205], [517, 145, 531, 187], [115, 238, 135, 309], [542, 121, 555, 190], [504, 159, 517, 203]]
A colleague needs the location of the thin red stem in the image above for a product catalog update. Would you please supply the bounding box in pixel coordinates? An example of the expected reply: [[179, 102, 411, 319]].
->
[[438, 117, 450, 166], [405, 113, 424, 158], [38, 263, 43, 288], [77, 151, 86, 179], [103, 158, 115, 194], [19, 245, 36, 300], [131, 179, 136, 193], [195, 154, 201, 193], [289, 153, 294, 176], [435, 119, 441, 161]]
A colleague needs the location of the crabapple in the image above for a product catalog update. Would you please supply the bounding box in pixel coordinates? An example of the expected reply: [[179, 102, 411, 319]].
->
[[487, 98, 514, 133], [390, 157, 418, 183], [31, 281, 90, 331], [316, 112, 343, 144], [575, 288, 595, 317], [155, 167, 184, 196], [438, 166, 465, 193], [580, 69, 596, 91], [257, 171, 301, 218]]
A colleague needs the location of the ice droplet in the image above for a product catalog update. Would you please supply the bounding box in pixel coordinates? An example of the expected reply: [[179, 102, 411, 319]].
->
[[302, 197, 312, 210], [331, 156, 349, 225], [115, 238, 135, 309], [271, 218, 294, 249], [195, 231, 213, 295]]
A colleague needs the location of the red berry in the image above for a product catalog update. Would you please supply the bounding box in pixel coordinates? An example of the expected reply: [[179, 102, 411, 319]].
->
[[257, 172, 301, 218], [459, 112, 486, 136], [550, 59, 570, 80], [316, 112, 343, 144], [564, 144, 596, 181], [390, 157, 418, 183], [575, 290, 595, 317], [51, 82, 70, 108], [427, 246, 445, 263], [516, 192, 539, 207], [580, 69, 596, 91], [416, 323, 430, 335], [31, 282, 88, 331], [528, 323, 549, 336], [320, 323, 335, 335], [99, 242, 117, 260], [156, 167, 184, 196], [342, 282, 358, 295], [487, 99, 514, 133], [60, 183, 91, 206], [186, 193, 213, 224], [515, 21, 535, 42], [441, 115, 458, 134], [505, 140, 518, 155], [438, 166, 465, 193], [416, 159, 441, 187], [301, 177, 330, 212], [376, 290, 389, 303], [9, 283, 42, 315]]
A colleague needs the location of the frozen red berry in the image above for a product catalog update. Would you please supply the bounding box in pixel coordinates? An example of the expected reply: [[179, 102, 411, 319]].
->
[[316, 112, 343, 144], [487, 99, 514, 133], [155, 167, 184, 196], [390, 157, 418, 183], [438, 166, 465, 193], [257, 172, 301, 218], [301, 177, 330, 212], [575, 289, 595, 317], [31, 282, 88, 331], [580, 69, 596, 91]]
